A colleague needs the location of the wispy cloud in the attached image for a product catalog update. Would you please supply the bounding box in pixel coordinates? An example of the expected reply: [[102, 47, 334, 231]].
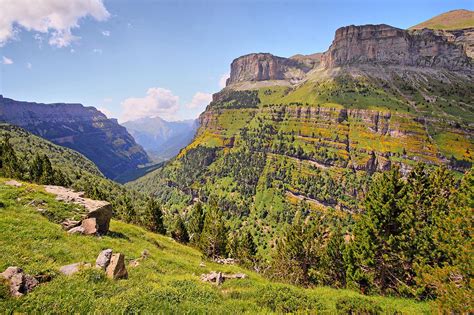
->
[[26, 62, 32, 69], [121, 88, 180, 122], [186, 92, 212, 109], [92, 48, 103, 54], [101, 30, 110, 37], [0, 0, 110, 48], [2, 56, 13, 65]]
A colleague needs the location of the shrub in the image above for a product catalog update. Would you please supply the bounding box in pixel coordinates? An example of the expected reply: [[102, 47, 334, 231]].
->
[[259, 284, 323, 313], [335, 297, 383, 315]]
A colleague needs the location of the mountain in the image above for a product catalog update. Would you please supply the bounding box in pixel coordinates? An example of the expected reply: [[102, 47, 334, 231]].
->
[[122, 117, 198, 161], [0, 96, 151, 179], [410, 9, 474, 30], [129, 20, 473, 248]]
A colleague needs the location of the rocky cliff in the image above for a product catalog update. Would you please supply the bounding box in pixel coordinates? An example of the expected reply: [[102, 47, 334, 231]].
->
[[226, 53, 313, 86], [321, 24, 472, 70], [0, 96, 150, 179]]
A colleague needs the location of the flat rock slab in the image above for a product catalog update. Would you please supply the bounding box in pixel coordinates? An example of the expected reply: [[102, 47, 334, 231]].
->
[[4, 180, 22, 187], [44, 185, 112, 234], [59, 262, 91, 276]]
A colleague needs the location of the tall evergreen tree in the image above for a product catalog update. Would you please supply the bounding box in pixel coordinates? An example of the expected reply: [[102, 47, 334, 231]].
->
[[0, 137, 21, 178], [172, 215, 189, 243], [200, 204, 227, 259], [239, 231, 257, 268], [350, 168, 405, 294], [147, 197, 166, 234], [187, 202, 204, 243]]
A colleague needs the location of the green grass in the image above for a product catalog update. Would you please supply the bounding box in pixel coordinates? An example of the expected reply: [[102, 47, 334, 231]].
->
[[0, 178, 431, 313]]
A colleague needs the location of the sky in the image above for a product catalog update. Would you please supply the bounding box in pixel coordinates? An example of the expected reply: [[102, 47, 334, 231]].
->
[[0, 0, 473, 122]]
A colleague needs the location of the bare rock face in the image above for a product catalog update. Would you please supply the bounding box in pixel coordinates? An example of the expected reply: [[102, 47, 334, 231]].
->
[[321, 24, 472, 71], [44, 185, 112, 235], [1, 266, 39, 297], [106, 253, 128, 280], [95, 249, 113, 270], [226, 53, 312, 86], [436, 28, 474, 59]]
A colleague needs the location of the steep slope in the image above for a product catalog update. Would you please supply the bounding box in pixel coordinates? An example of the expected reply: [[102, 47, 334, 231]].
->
[[129, 20, 474, 254], [0, 96, 150, 179], [122, 117, 198, 161], [0, 179, 430, 313], [410, 9, 474, 31], [0, 123, 102, 177]]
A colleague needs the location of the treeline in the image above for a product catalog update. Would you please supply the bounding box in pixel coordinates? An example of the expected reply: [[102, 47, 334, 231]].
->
[[269, 164, 472, 312]]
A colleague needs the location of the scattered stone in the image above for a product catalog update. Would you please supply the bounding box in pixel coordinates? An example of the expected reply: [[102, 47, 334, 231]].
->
[[5, 180, 22, 187], [141, 249, 150, 258], [106, 253, 128, 280], [199, 262, 206, 267], [67, 226, 85, 235], [214, 257, 236, 265], [129, 260, 140, 268], [95, 249, 113, 270], [200, 271, 247, 285], [59, 262, 91, 276], [0, 266, 39, 297], [61, 219, 81, 230], [44, 185, 112, 235], [81, 218, 98, 235]]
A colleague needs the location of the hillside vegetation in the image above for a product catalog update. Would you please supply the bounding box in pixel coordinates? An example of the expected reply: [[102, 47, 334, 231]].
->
[[0, 179, 431, 313], [410, 9, 474, 30]]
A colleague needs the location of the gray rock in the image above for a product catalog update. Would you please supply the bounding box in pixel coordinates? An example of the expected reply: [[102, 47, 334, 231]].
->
[[81, 217, 98, 235], [95, 249, 113, 270], [67, 226, 85, 235], [0, 266, 39, 297], [59, 262, 91, 276]]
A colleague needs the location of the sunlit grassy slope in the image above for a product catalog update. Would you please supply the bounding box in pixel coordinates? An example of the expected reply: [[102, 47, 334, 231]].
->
[[0, 178, 430, 313]]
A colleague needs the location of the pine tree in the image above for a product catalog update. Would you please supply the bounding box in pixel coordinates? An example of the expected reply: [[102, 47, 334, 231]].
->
[[0, 137, 21, 178], [187, 202, 204, 243], [172, 215, 189, 243], [239, 231, 257, 268], [200, 204, 227, 259], [351, 167, 405, 294], [39, 154, 55, 184], [147, 197, 166, 234]]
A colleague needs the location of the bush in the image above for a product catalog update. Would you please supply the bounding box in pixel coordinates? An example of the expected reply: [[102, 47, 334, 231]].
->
[[335, 297, 383, 315], [259, 284, 323, 313]]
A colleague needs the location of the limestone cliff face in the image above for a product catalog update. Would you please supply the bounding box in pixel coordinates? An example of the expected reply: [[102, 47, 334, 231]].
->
[[226, 53, 312, 86], [321, 24, 472, 70], [0, 96, 150, 179], [437, 28, 474, 58]]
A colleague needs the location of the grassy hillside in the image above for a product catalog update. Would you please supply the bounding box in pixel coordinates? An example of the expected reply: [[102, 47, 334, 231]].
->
[[0, 124, 102, 177], [410, 9, 474, 30], [0, 178, 431, 313]]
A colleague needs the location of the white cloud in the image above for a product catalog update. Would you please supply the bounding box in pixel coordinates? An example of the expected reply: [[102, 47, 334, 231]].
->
[[101, 30, 110, 36], [219, 73, 230, 89], [2, 56, 13, 65], [0, 0, 110, 47], [92, 48, 102, 54], [26, 62, 32, 69], [98, 107, 114, 118], [70, 48, 75, 53], [186, 92, 212, 109], [121, 88, 180, 122]]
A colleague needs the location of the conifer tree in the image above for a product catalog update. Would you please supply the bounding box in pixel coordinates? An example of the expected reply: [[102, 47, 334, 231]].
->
[[351, 167, 405, 294], [200, 204, 227, 258], [0, 137, 21, 178], [147, 197, 166, 234], [187, 202, 204, 243], [172, 215, 189, 243], [239, 231, 257, 267]]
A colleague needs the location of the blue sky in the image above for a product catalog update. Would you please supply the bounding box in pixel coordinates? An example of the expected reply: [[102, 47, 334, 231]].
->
[[1, 0, 472, 121]]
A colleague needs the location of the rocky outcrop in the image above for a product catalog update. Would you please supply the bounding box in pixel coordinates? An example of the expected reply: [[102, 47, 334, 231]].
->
[[321, 24, 472, 71], [436, 28, 474, 59], [0, 96, 150, 179], [200, 271, 247, 285], [44, 185, 112, 235], [95, 249, 113, 270], [226, 53, 312, 86], [1, 267, 39, 297]]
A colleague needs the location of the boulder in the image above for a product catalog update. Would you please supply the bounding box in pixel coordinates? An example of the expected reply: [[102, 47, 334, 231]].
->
[[95, 249, 113, 270], [106, 253, 128, 280], [4, 180, 22, 187], [44, 185, 113, 234], [81, 218, 98, 235], [59, 262, 91, 276], [0, 266, 38, 297], [200, 271, 247, 285]]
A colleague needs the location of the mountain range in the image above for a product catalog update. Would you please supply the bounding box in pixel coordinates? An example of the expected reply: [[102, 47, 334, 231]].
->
[[0, 95, 150, 179], [122, 117, 198, 162]]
